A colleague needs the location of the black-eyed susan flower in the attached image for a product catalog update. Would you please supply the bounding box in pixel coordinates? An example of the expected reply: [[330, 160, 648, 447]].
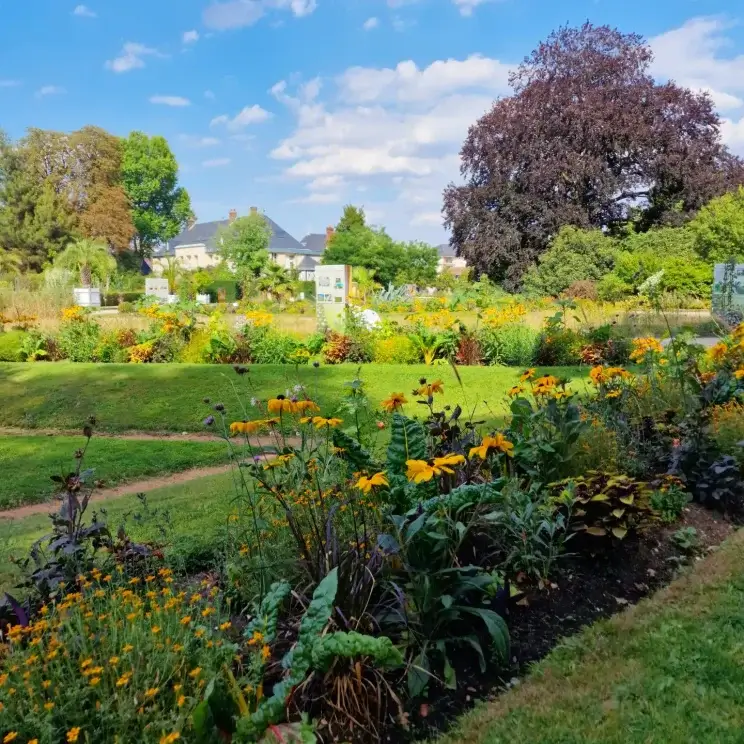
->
[[381, 393, 407, 412]]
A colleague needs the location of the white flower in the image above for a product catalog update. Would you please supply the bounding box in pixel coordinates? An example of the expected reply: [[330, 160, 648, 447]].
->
[[250, 397, 258, 407]]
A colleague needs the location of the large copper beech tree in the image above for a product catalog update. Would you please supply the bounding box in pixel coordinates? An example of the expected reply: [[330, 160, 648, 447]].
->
[[443, 24, 744, 288]]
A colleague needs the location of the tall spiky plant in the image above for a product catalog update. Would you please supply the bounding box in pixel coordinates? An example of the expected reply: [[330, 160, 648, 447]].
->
[[54, 239, 115, 288]]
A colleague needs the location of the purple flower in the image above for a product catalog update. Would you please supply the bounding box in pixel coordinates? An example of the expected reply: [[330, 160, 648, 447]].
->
[[203, 415, 215, 427]]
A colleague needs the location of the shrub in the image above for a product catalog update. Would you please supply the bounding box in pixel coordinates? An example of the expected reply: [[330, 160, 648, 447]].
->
[[650, 478, 691, 523], [564, 279, 598, 300], [597, 273, 632, 301], [522, 226, 618, 297], [118, 301, 134, 314], [206, 280, 240, 303], [0, 330, 26, 361], [249, 328, 300, 364], [535, 328, 582, 365], [322, 332, 353, 364], [94, 331, 129, 363], [373, 335, 420, 364], [57, 316, 101, 362], [180, 329, 210, 363], [0, 574, 236, 744], [102, 291, 144, 307], [479, 324, 539, 366]]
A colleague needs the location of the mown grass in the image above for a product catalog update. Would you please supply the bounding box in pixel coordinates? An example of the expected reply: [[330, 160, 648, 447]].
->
[[438, 529, 744, 744], [0, 362, 589, 433], [0, 470, 238, 592], [0, 434, 231, 510]]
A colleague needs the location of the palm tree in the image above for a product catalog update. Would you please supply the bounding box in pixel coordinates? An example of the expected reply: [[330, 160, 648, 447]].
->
[[161, 257, 183, 294], [258, 264, 293, 301], [351, 267, 379, 302], [54, 238, 116, 288]]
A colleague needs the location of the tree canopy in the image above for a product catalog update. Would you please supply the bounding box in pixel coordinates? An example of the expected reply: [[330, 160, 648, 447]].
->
[[443, 23, 744, 289], [689, 186, 744, 263], [218, 212, 272, 280], [323, 206, 439, 286], [121, 132, 194, 257]]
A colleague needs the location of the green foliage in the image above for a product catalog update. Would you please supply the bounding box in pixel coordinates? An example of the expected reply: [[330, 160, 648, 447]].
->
[[522, 226, 618, 297], [244, 580, 292, 644], [396, 241, 440, 286], [387, 413, 427, 474], [689, 186, 744, 262], [597, 272, 632, 301], [218, 213, 272, 280], [480, 324, 539, 366], [0, 330, 26, 361], [310, 631, 403, 672], [556, 472, 654, 545], [206, 280, 240, 303], [121, 131, 193, 256], [57, 316, 101, 362], [670, 526, 699, 554], [650, 483, 691, 524], [374, 335, 421, 364], [246, 327, 300, 364], [53, 238, 116, 287]]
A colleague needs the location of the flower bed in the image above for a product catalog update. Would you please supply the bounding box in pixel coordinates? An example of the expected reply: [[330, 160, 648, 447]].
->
[[2, 324, 744, 742]]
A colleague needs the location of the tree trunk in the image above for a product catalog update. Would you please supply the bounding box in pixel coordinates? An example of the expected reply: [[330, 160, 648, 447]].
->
[[81, 264, 92, 288]]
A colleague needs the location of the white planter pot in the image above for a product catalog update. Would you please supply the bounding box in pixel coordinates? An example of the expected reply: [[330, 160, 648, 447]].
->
[[167, 294, 179, 304], [196, 293, 211, 304], [73, 287, 101, 308]]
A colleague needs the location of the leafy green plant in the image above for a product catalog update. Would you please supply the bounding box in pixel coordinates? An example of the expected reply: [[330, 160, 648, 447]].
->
[[479, 323, 539, 366], [554, 472, 654, 546], [57, 315, 101, 362], [670, 526, 699, 555], [374, 335, 420, 364], [19, 329, 49, 361], [650, 480, 691, 523]]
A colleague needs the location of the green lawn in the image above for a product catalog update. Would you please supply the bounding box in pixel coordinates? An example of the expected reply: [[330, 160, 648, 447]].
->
[[0, 470, 239, 592], [0, 434, 230, 509], [438, 529, 744, 744], [0, 362, 588, 433]]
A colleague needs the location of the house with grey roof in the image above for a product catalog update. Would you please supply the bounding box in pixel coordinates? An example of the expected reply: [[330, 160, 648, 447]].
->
[[436, 243, 467, 275], [152, 207, 322, 279]]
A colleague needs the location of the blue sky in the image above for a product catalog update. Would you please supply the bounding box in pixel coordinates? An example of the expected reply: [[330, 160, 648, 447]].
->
[[1, 0, 744, 245]]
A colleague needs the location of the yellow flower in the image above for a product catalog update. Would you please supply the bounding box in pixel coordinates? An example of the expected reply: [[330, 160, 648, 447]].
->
[[151, 625, 162, 634], [295, 400, 320, 413], [416, 379, 444, 396], [116, 674, 131, 687], [180, 616, 192, 626], [589, 365, 605, 385], [219, 621, 232, 631], [89, 677, 101, 686], [189, 667, 202, 678], [201, 607, 215, 618], [80, 658, 93, 669], [311, 416, 343, 429], [3, 734, 18, 743], [405, 460, 438, 483], [734, 368, 744, 379], [267, 397, 297, 414], [606, 390, 622, 398], [160, 733, 181, 744], [261, 644, 271, 661], [507, 385, 525, 397], [45, 701, 55, 710], [144, 687, 159, 699], [122, 644, 134, 653], [177, 694, 186, 707], [432, 454, 466, 474], [263, 454, 295, 470], [355, 472, 389, 493], [380, 393, 408, 412], [631, 336, 665, 363], [67, 728, 82, 743], [29, 740, 38, 744], [109, 656, 119, 665], [520, 368, 536, 382], [469, 433, 514, 460]]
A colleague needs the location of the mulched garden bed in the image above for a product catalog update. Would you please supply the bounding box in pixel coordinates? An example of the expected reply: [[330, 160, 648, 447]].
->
[[400, 504, 735, 742]]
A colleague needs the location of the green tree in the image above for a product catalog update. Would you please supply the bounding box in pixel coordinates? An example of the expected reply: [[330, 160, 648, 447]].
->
[[336, 204, 367, 233], [121, 132, 194, 257], [351, 266, 380, 301], [160, 257, 184, 294], [258, 263, 293, 301], [689, 187, 744, 263], [54, 238, 116, 287], [0, 250, 22, 276], [218, 212, 272, 283], [396, 241, 439, 286], [522, 226, 619, 296]]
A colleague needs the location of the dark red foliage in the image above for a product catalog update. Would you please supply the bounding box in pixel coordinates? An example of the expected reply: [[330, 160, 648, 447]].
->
[[443, 23, 744, 289]]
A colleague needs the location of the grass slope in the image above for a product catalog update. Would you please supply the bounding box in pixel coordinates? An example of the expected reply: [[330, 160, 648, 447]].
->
[[0, 435, 229, 509], [438, 529, 744, 744], [0, 362, 588, 433], [0, 470, 238, 592]]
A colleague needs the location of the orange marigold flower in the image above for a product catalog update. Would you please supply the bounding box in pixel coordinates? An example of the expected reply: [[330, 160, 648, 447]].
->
[[67, 728, 81, 743], [380, 393, 407, 412]]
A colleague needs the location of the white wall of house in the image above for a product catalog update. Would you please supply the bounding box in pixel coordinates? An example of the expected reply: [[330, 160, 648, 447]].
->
[[271, 252, 321, 271], [437, 256, 467, 274]]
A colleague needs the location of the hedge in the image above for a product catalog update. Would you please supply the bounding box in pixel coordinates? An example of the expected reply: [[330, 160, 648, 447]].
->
[[102, 291, 145, 307]]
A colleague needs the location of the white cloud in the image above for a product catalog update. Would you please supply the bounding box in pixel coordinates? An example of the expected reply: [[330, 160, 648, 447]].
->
[[72, 4, 96, 17], [36, 85, 65, 97], [411, 211, 442, 226], [0, 80, 21, 88], [179, 135, 222, 147], [722, 116, 744, 154], [203, 157, 232, 168], [292, 192, 341, 204], [363, 17, 379, 30], [183, 30, 199, 44], [452, 0, 493, 16], [203, 0, 317, 30], [150, 95, 191, 107], [308, 175, 345, 190], [210, 104, 272, 131], [338, 54, 511, 103], [651, 18, 744, 107], [105, 42, 162, 73]]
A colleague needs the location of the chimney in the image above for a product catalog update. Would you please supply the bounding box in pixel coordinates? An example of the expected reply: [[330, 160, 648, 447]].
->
[[325, 225, 335, 246], [250, 206, 258, 215], [228, 208, 237, 223]]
